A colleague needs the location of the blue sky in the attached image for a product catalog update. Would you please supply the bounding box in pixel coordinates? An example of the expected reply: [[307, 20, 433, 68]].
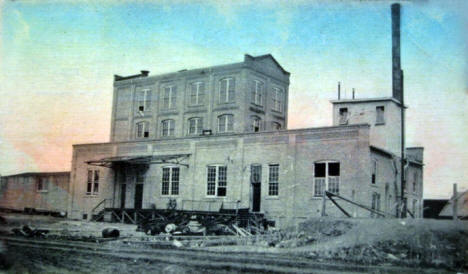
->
[[0, 0, 467, 198]]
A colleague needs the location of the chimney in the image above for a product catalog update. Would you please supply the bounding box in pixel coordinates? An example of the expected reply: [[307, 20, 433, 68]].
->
[[392, 3, 403, 102], [338, 81, 341, 100]]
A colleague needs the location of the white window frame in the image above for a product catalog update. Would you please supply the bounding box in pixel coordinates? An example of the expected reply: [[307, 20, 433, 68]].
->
[[251, 80, 263, 106], [217, 114, 234, 133], [86, 169, 100, 195], [190, 81, 205, 106], [163, 86, 176, 109], [251, 116, 261, 132], [161, 166, 179, 196], [188, 117, 203, 135], [376, 106, 385, 125], [135, 121, 149, 139], [339, 108, 349, 125], [161, 119, 175, 137], [272, 87, 283, 112], [206, 165, 227, 197], [138, 89, 151, 112], [313, 161, 340, 197], [219, 77, 235, 103], [268, 164, 279, 196]]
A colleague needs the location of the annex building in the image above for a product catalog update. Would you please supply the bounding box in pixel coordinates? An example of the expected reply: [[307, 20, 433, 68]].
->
[[67, 53, 424, 227]]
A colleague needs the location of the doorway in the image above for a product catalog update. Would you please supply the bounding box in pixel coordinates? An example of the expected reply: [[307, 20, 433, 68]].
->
[[134, 184, 144, 210], [120, 184, 126, 208], [252, 183, 261, 212]]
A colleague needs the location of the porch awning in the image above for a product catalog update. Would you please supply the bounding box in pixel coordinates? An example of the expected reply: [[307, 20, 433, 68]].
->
[[86, 154, 191, 168]]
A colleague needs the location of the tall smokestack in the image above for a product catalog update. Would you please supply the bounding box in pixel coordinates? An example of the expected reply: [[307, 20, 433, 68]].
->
[[392, 3, 403, 102]]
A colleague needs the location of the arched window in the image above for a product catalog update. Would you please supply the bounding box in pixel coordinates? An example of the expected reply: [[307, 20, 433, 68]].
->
[[314, 161, 340, 196], [219, 77, 235, 103], [251, 116, 261, 132], [135, 121, 149, 139], [188, 117, 203, 135], [161, 119, 175, 137], [251, 80, 264, 106], [272, 122, 282, 131], [217, 114, 233, 133]]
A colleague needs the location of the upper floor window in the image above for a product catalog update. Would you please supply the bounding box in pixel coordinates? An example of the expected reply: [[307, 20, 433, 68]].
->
[[188, 117, 203, 135], [272, 87, 284, 112], [136, 121, 149, 139], [161, 119, 175, 137], [86, 170, 99, 195], [268, 164, 279, 196], [314, 162, 340, 196], [339, 108, 348, 125], [251, 80, 264, 106], [372, 160, 377, 184], [219, 77, 235, 103], [137, 89, 151, 112], [190, 82, 205, 106], [207, 165, 227, 197], [162, 167, 179, 196], [251, 116, 261, 132], [376, 106, 385, 125], [163, 86, 177, 109], [272, 122, 282, 131], [217, 114, 234, 133]]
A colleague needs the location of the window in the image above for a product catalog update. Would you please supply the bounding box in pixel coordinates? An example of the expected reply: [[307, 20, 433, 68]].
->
[[372, 160, 377, 184], [161, 167, 179, 196], [207, 165, 227, 197], [217, 114, 234, 133], [190, 82, 205, 105], [376, 106, 385, 124], [272, 122, 282, 131], [251, 165, 261, 183], [412, 199, 417, 216], [188, 117, 203, 135], [161, 119, 175, 137], [219, 78, 235, 103], [251, 80, 263, 106], [251, 116, 261, 132], [272, 87, 283, 112], [269, 164, 279, 196], [86, 170, 99, 195], [163, 86, 177, 109], [339, 108, 348, 125], [314, 162, 340, 196], [137, 89, 151, 112], [371, 192, 381, 218], [136, 121, 149, 139], [37, 178, 46, 191]]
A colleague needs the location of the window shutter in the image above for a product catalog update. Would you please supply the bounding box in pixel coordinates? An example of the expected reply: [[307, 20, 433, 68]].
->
[[228, 78, 235, 102]]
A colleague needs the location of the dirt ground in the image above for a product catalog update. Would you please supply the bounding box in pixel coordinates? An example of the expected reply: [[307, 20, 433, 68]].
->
[[0, 213, 466, 273]]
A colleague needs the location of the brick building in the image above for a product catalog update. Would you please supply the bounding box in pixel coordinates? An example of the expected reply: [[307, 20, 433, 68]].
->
[[67, 54, 424, 227]]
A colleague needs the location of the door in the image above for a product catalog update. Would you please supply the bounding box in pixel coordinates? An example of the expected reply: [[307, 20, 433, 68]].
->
[[134, 184, 144, 210], [120, 184, 126, 209], [252, 183, 261, 212]]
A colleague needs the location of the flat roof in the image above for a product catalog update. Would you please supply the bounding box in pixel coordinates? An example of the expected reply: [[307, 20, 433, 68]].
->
[[1, 171, 70, 178], [73, 124, 371, 147], [330, 97, 407, 108]]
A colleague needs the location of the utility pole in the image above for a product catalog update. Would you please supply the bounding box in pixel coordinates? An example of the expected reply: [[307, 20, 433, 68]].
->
[[453, 183, 458, 220]]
